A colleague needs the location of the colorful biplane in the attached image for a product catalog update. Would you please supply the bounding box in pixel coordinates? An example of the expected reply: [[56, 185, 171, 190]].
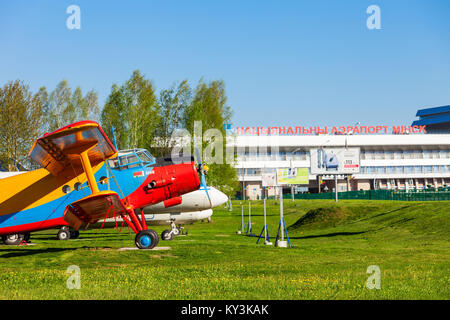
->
[[0, 121, 201, 249]]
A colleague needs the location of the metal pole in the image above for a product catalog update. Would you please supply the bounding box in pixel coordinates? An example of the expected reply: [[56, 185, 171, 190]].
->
[[241, 205, 244, 233], [242, 168, 246, 201], [248, 200, 251, 233], [264, 198, 267, 241], [335, 174, 338, 203], [280, 187, 284, 241]]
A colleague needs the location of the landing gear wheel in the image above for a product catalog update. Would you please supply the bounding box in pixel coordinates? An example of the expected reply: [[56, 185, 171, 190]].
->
[[161, 230, 174, 241], [135, 229, 159, 249], [70, 230, 80, 239], [2, 233, 25, 245], [57, 229, 71, 240]]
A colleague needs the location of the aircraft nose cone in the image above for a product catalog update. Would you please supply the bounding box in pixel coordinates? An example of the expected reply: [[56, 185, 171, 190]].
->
[[210, 187, 229, 208]]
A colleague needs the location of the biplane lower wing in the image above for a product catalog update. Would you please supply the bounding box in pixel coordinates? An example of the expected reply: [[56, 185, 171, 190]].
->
[[64, 191, 127, 230]]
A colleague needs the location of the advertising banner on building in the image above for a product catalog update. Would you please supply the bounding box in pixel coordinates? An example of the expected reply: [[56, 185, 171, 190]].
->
[[310, 147, 360, 174], [276, 168, 309, 185], [261, 172, 277, 187]]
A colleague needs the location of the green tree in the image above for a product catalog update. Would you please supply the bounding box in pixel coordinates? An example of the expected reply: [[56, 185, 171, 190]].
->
[[47, 80, 72, 131], [183, 79, 238, 196], [47, 80, 99, 132], [102, 84, 127, 149], [0, 80, 44, 171], [155, 80, 191, 157], [101, 70, 160, 151], [72, 86, 100, 122]]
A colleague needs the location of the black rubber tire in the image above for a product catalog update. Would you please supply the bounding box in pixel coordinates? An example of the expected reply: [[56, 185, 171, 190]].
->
[[135, 229, 159, 249], [161, 230, 174, 241], [70, 230, 80, 239], [23, 233, 31, 242], [149, 229, 159, 241], [57, 229, 71, 240], [2, 234, 25, 245]]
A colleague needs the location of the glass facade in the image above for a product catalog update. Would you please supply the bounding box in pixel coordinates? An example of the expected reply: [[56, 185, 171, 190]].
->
[[237, 149, 450, 162], [360, 165, 450, 174]]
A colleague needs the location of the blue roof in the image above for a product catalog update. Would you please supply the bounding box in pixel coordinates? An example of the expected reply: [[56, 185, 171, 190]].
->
[[412, 114, 450, 126], [416, 105, 450, 117]]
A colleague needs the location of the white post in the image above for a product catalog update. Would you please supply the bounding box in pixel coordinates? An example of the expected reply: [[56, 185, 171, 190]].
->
[[248, 200, 251, 233], [335, 174, 338, 203], [276, 186, 287, 247], [263, 198, 267, 240], [238, 205, 244, 234], [280, 189, 284, 241]]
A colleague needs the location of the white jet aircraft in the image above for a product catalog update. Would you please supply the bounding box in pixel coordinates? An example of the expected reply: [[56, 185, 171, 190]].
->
[[100, 186, 228, 240], [143, 186, 228, 240]]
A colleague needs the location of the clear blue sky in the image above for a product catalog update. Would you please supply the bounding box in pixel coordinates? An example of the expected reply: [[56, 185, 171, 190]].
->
[[1, 0, 449, 128]]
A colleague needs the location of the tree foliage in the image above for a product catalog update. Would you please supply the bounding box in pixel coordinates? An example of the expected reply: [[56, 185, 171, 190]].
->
[[154, 79, 191, 157], [101, 70, 159, 151], [102, 73, 239, 195], [183, 80, 238, 196], [0, 79, 99, 170], [0, 80, 44, 171]]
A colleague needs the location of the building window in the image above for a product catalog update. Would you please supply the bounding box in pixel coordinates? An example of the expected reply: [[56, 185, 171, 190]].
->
[[414, 166, 423, 173], [404, 151, 412, 159], [394, 151, 403, 159], [439, 150, 448, 159], [385, 151, 394, 159], [376, 167, 386, 173], [412, 150, 422, 159], [365, 151, 374, 160], [404, 166, 413, 174], [375, 151, 384, 160], [424, 166, 432, 174]]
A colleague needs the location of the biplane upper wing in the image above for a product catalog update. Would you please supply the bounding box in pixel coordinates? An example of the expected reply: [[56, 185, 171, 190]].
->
[[28, 120, 117, 177], [29, 121, 124, 230]]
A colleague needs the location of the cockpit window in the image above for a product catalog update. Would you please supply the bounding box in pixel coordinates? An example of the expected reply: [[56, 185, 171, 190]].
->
[[108, 149, 155, 170], [137, 150, 154, 164]]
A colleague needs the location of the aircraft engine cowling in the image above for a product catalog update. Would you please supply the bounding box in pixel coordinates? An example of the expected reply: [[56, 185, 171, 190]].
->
[[163, 196, 182, 208], [125, 162, 200, 210]]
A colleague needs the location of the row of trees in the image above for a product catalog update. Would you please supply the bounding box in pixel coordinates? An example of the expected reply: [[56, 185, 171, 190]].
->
[[0, 80, 99, 171], [0, 71, 239, 195], [101, 70, 237, 196]]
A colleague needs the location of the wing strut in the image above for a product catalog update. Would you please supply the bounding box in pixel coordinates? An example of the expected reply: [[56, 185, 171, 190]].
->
[[79, 149, 100, 195]]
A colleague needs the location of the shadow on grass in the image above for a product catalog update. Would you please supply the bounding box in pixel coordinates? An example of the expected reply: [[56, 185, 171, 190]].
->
[[289, 217, 416, 240], [0, 247, 78, 258], [289, 231, 367, 239], [34, 233, 129, 241]]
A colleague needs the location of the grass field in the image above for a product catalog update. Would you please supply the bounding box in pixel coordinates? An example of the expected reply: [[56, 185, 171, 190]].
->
[[0, 199, 449, 300]]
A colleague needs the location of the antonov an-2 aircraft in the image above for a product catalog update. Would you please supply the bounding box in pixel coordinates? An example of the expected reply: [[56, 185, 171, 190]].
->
[[0, 121, 206, 249], [0, 128, 228, 246]]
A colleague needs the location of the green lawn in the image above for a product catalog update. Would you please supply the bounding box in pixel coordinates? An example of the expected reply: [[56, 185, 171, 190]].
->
[[0, 200, 449, 300]]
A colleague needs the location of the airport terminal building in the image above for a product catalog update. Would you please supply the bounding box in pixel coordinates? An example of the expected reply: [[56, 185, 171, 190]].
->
[[229, 106, 450, 200]]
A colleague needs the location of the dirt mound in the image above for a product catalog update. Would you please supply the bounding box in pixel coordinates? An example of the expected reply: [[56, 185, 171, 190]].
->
[[289, 207, 349, 230]]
